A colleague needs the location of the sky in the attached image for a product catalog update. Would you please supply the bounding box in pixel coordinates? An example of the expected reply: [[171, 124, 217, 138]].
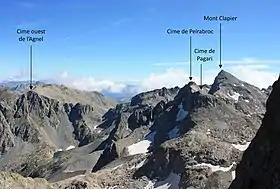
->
[[0, 0, 279, 94]]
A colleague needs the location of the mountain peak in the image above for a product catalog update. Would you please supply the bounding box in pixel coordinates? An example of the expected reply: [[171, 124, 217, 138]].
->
[[209, 70, 242, 95], [216, 70, 239, 83]]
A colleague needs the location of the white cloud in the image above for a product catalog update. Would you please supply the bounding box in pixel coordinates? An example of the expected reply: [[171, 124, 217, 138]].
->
[[51, 69, 190, 94], [57, 74, 128, 93], [52, 60, 278, 95], [229, 65, 278, 88], [72, 78, 127, 93], [3, 68, 39, 82], [4, 58, 278, 95], [139, 68, 191, 91], [223, 58, 280, 65]]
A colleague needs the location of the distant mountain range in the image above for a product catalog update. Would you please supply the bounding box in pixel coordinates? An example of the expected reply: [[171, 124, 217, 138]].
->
[[0, 80, 136, 102], [0, 81, 44, 92]]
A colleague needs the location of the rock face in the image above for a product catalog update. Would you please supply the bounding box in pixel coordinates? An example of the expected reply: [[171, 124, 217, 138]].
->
[[229, 76, 280, 189]]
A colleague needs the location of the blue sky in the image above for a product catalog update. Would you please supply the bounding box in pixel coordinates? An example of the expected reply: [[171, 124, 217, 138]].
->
[[0, 0, 279, 93]]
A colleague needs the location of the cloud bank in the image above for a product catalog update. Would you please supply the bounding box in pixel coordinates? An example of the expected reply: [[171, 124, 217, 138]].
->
[[54, 58, 278, 95], [2, 58, 279, 96]]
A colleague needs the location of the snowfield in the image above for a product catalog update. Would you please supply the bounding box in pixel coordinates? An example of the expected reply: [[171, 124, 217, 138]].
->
[[176, 103, 188, 121], [111, 164, 123, 171], [193, 162, 235, 172], [127, 140, 151, 156], [56, 145, 75, 152], [232, 142, 251, 151], [129, 160, 146, 170], [144, 172, 181, 189], [66, 145, 75, 151], [232, 170, 236, 180], [228, 91, 241, 102]]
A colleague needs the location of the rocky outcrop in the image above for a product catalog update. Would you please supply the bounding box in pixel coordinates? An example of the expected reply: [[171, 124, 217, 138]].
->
[[0, 171, 53, 189], [229, 76, 280, 189], [261, 85, 273, 96], [130, 86, 180, 106], [92, 101, 173, 171]]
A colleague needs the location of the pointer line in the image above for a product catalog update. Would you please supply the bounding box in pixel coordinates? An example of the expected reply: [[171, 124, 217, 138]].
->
[[30, 45, 33, 89], [189, 36, 192, 80], [219, 23, 222, 68]]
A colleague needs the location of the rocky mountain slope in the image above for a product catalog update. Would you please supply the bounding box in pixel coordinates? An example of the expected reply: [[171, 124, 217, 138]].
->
[[0, 84, 116, 180], [0, 83, 181, 185], [130, 70, 268, 189], [229, 76, 280, 189], [54, 70, 269, 189], [0, 70, 274, 189]]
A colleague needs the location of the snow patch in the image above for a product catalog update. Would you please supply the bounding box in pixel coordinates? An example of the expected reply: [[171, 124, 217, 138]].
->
[[66, 145, 75, 151], [232, 142, 250, 151], [102, 135, 109, 141], [232, 170, 236, 180], [135, 160, 145, 169], [194, 162, 235, 172], [111, 164, 123, 171], [129, 160, 146, 170], [228, 91, 241, 102], [63, 170, 75, 173], [244, 99, 249, 103], [127, 140, 151, 156], [168, 126, 180, 139], [176, 103, 188, 121], [56, 148, 63, 152], [154, 172, 180, 189], [144, 172, 181, 189], [97, 129, 102, 133], [105, 186, 118, 189], [145, 181, 154, 189]]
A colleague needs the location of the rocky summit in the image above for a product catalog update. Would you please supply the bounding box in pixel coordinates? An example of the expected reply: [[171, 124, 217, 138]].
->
[[229, 76, 280, 189], [0, 70, 275, 189]]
